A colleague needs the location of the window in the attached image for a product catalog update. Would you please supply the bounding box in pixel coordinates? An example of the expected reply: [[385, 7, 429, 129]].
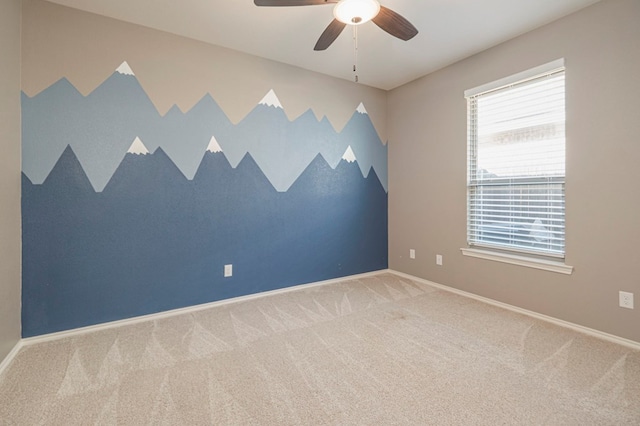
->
[[465, 60, 566, 259]]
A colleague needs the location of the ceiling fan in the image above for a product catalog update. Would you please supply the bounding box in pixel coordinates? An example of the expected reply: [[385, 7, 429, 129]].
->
[[254, 0, 419, 51]]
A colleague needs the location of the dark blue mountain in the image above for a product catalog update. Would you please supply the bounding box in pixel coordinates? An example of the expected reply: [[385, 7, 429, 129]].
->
[[103, 148, 189, 195], [21, 80, 84, 186], [281, 155, 387, 281], [42, 145, 95, 194], [193, 150, 235, 183], [22, 146, 102, 334], [22, 146, 387, 336]]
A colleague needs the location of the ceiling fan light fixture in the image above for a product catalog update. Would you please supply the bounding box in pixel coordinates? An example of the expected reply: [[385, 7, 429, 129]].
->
[[333, 0, 380, 25]]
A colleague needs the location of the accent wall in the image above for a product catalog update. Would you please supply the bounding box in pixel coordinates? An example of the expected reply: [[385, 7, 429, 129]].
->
[[21, 0, 388, 337]]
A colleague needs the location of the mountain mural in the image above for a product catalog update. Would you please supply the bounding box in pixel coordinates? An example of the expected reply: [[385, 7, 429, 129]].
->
[[22, 62, 388, 192], [21, 61, 388, 337]]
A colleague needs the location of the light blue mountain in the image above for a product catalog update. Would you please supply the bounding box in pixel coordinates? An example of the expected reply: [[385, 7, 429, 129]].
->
[[22, 66, 388, 193], [317, 115, 350, 169], [22, 66, 234, 192], [139, 94, 234, 181], [221, 103, 343, 192], [22, 78, 84, 187], [339, 110, 388, 191], [220, 93, 387, 192], [22, 70, 161, 192]]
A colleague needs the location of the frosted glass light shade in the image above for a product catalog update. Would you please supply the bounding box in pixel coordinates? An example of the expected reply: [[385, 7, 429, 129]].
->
[[333, 0, 380, 25]]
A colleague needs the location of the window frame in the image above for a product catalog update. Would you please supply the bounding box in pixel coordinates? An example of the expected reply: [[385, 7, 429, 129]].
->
[[462, 59, 572, 273]]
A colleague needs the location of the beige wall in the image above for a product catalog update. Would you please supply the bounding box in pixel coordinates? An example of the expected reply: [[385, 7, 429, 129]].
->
[[21, 0, 387, 141], [388, 0, 640, 343], [0, 0, 22, 362]]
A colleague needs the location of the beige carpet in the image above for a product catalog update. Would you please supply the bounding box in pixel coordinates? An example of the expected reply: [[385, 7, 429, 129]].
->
[[1, 273, 639, 425]]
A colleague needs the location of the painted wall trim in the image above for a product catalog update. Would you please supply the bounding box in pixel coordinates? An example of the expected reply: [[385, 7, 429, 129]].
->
[[0, 340, 23, 378], [461, 247, 574, 275], [390, 270, 640, 351], [21, 269, 390, 346]]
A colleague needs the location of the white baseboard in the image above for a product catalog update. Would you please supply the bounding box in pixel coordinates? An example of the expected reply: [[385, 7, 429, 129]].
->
[[0, 340, 23, 378], [21, 269, 389, 347], [7, 267, 637, 376], [389, 270, 640, 351]]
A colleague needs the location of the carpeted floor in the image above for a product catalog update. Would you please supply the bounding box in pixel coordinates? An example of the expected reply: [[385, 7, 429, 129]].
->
[[1, 272, 639, 425]]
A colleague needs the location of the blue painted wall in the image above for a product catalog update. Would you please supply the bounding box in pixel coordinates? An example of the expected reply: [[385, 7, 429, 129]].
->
[[21, 64, 388, 336]]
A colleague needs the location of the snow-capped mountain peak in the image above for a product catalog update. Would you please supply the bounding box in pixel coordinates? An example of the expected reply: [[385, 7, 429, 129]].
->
[[116, 61, 135, 76], [356, 102, 367, 114], [342, 146, 357, 163], [259, 89, 282, 109], [206, 136, 223, 153], [127, 137, 149, 155]]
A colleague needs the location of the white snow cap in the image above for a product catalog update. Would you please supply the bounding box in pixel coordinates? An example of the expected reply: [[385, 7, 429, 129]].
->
[[356, 102, 367, 114], [206, 136, 223, 153], [342, 146, 357, 163], [127, 137, 149, 155], [259, 89, 282, 108], [116, 61, 135, 76]]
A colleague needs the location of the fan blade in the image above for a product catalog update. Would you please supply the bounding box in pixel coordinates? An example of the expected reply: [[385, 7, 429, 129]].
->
[[314, 19, 346, 51], [372, 6, 418, 41], [254, 0, 337, 6]]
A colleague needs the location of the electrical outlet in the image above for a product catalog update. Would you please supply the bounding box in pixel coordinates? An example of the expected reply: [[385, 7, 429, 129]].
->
[[619, 291, 634, 309], [409, 249, 415, 259], [436, 254, 443, 266], [224, 264, 233, 278]]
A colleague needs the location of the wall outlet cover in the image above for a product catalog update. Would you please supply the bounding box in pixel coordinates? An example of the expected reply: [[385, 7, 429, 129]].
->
[[619, 291, 634, 309]]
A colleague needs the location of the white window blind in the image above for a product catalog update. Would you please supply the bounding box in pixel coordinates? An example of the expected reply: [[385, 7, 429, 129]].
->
[[466, 64, 566, 258]]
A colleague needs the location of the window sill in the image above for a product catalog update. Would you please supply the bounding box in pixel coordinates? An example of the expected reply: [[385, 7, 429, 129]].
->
[[460, 248, 573, 275]]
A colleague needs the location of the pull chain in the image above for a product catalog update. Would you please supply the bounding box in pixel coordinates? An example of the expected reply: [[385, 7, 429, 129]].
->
[[353, 25, 359, 83]]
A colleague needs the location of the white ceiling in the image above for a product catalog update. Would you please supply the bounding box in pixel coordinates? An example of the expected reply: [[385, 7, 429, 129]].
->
[[45, 0, 600, 90]]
